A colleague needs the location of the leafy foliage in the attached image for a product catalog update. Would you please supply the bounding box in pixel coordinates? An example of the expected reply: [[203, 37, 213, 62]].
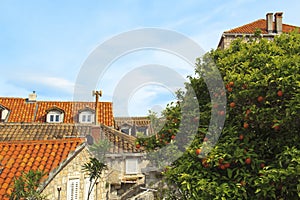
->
[[9, 170, 47, 200], [139, 32, 300, 199], [88, 139, 111, 162], [82, 157, 107, 200]]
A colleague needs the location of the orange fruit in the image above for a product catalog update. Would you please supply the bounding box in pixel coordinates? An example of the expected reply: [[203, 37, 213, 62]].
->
[[277, 90, 283, 97], [230, 102, 236, 108], [245, 158, 251, 165], [195, 148, 202, 155], [243, 122, 249, 129], [257, 96, 264, 102]]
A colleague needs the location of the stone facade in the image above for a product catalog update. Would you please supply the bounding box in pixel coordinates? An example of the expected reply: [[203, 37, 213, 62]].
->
[[219, 34, 275, 49], [218, 12, 300, 49], [40, 146, 151, 200], [41, 148, 108, 200], [106, 153, 149, 199]]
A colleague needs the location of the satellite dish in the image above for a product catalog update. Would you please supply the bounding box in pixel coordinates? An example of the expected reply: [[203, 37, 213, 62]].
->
[[86, 135, 94, 145]]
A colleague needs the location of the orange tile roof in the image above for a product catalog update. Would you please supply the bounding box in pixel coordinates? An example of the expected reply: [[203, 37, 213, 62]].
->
[[0, 138, 84, 199], [96, 124, 142, 153], [0, 123, 141, 153], [0, 123, 91, 141], [114, 117, 151, 127], [0, 98, 36, 123], [224, 19, 300, 34], [0, 98, 113, 126]]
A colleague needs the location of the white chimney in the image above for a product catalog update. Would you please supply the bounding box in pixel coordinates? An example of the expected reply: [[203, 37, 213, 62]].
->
[[266, 13, 273, 33], [274, 12, 283, 34], [28, 91, 37, 102]]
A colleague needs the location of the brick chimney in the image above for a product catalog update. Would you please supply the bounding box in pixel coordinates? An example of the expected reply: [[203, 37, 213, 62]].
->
[[274, 12, 283, 34], [266, 13, 273, 33]]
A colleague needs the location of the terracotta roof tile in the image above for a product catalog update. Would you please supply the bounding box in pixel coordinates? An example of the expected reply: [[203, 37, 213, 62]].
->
[[224, 19, 300, 34], [0, 138, 83, 199], [0, 123, 141, 153], [0, 98, 113, 126], [0, 123, 90, 141], [0, 98, 36, 123], [114, 117, 151, 127]]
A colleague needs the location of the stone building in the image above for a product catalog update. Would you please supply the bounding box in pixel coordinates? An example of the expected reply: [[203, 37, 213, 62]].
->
[[114, 117, 152, 137], [218, 12, 300, 49], [0, 138, 84, 199], [0, 94, 155, 199]]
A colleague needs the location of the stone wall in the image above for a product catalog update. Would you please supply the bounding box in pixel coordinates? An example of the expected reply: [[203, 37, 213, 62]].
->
[[41, 148, 151, 200], [41, 148, 108, 200], [220, 35, 275, 49]]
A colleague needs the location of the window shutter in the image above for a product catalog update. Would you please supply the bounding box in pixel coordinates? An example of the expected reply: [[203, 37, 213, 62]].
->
[[126, 158, 138, 174], [67, 178, 79, 200], [84, 178, 95, 200]]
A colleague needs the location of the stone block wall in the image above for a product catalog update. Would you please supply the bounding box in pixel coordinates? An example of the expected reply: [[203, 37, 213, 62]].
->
[[41, 148, 108, 200]]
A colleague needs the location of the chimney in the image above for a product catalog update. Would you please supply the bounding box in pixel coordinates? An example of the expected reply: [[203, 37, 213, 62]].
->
[[93, 90, 102, 125], [266, 13, 273, 33], [274, 12, 283, 34], [28, 91, 37, 102]]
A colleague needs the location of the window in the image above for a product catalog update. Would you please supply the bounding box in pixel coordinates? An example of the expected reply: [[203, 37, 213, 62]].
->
[[125, 158, 138, 174], [48, 113, 61, 123], [84, 178, 95, 200], [137, 127, 148, 136], [0, 105, 9, 122], [46, 109, 64, 123], [79, 110, 94, 123], [55, 114, 59, 122], [67, 178, 79, 200], [49, 114, 60, 122], [87, 115, 91, 122], [121, 128, 130, 134]]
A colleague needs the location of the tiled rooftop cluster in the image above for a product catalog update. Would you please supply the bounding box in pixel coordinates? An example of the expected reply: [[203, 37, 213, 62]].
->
[[0, 138, 84, 199], [0, 123, 140, 153], [97, 124, 141, 153], [0, 97, 113, 126], [0, 96, 142, 198], [114, 117, 151, 127], [225, 19, 300, 34], [0, 123, 91, 141]]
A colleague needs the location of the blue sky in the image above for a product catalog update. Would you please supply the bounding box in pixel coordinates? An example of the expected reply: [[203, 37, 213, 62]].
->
[[1, 0, 299, 116]]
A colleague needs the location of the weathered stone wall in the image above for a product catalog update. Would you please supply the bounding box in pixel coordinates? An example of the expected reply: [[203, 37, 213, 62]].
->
[[41, 148, 108, 200], [221, 35, 275, 49]]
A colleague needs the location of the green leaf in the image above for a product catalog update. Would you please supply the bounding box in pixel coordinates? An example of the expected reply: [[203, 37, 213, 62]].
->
[[227, 168, 233, 179]]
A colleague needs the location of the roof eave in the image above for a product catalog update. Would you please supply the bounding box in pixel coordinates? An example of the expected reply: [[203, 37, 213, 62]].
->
[[39, 142, 87, 193]]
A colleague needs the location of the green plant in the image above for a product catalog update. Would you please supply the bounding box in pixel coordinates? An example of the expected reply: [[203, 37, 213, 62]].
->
[[89, 139, 111, 162], [9, 170, 47, 200], [82, 157, 107, 200], [138, 31, 300, 199]]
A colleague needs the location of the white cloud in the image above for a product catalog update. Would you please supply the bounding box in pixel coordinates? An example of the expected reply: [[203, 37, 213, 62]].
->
[[16, 74, 75, 95], [125, 85, 176, 117]]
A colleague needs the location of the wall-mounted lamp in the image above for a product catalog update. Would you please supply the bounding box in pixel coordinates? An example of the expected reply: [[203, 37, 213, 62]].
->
[[57, 186, 62, 200]]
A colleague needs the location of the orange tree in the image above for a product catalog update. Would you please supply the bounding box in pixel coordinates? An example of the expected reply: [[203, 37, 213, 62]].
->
[[137, 31, 300, 199]]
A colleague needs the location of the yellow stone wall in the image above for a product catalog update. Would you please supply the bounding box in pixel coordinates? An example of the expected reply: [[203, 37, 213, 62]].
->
[[41, 148, 108, 200]]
